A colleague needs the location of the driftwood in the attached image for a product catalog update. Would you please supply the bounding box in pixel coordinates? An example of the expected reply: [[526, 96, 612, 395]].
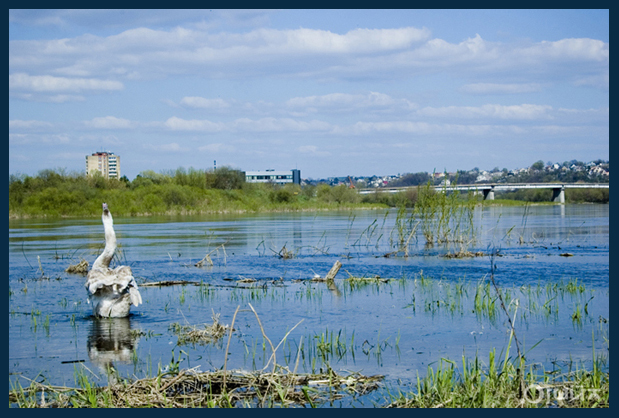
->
[[325, 260, 342, 280], [141, 280, 201, 287], [311, 260, 342, 282]]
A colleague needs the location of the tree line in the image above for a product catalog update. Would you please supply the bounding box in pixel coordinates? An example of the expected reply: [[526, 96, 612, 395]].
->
[[8, 167, 375, 218], [9, 164, 608, 218]]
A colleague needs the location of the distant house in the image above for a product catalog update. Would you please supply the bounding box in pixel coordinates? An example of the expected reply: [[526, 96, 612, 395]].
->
[[245, 169, 301, 185], [476, 171, 493, 183], [86, 151, 120, 179], [589, 166, 609, 177]]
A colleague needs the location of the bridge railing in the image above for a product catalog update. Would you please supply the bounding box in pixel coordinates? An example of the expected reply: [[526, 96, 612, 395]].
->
[[358, 182, 608, 203]]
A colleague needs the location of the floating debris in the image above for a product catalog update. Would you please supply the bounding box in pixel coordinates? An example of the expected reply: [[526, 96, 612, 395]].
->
[[169, 312, 230, 346], [9, 366, 384, 408], [65, 259, 89, 274], [274, 244, 297, 259], [141, 280, 198, 287], [442, 251, 485, 259], [345, 275, 388, 284]]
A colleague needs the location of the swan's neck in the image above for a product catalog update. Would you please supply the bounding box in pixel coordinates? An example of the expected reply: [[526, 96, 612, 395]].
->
[[93, 213, 116, 269]]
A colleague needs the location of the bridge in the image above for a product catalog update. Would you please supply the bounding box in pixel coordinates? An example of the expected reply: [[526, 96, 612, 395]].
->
[[358, 183, 609, 203]]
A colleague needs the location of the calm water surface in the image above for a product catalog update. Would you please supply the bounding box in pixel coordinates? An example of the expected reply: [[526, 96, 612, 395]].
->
[[8, 205, 609, 406]]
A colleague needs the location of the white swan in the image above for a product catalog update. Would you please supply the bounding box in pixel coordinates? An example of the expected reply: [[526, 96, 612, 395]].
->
[[85, 203, 142, 318]]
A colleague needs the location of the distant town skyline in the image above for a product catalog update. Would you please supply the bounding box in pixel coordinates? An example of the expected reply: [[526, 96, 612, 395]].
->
[[9, 9, 609, 179]]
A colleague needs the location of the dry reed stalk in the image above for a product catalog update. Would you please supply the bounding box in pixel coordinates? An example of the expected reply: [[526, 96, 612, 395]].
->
[[222, 305, 240, 389], [248, 303, 276, 372], [195, 242, 229, 267]]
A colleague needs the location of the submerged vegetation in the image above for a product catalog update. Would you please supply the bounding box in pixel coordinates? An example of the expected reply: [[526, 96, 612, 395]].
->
[[9, 269, 609, 407]]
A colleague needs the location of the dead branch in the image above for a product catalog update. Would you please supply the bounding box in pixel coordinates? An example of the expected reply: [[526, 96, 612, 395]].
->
[[324, 260, 342, 281]]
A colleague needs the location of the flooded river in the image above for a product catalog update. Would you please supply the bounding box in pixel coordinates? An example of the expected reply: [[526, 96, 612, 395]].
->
[[8, 204, 609, 406]]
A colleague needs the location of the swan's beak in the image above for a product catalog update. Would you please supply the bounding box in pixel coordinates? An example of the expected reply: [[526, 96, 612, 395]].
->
[[102, 203, 109, 214]]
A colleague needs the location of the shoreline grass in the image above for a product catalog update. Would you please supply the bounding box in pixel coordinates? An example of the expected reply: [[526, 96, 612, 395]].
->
[[386, 351, 609, 408], [9, 168, 605, 219], [9, 348, 607, 408]]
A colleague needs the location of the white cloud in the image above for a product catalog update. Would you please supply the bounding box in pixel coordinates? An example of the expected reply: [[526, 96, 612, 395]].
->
[[573, 73, 609, 89], [10, 24, 606, 84], [262, 27, 430, 54], [459, 83, 542, 95], [334, 121, 521, 137], [85, 116, 133, 129], [10, 92, 86, 103], [232, 117, 332, 132], [8, 132, 72, 144], [9, 119, 54, 130], [333, 121, 433, 135], [519, 38, 608, 62], [417, 104, 553, 120], [198, 143, 235, 153], [150, 142, 188, 152], [298, 145, 331, 157], [286, 92, 416, 112], [9, 73, 123, 93], [164, 116, 225, 132], [180, 96, 231, 109], [9, 133, 30, 144]]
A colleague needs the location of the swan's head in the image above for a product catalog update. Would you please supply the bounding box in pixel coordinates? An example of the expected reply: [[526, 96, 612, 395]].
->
[[102, 203, 109, 215]]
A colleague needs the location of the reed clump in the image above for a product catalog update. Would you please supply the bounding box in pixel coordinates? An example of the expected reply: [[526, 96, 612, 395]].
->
[[169, 312, 230, 346], [386, 351, 609, 408], [344, 275, 389, 291], [414, 178, 480, 246], [65, 259, 89, 274], [442, 250, 485, 259]]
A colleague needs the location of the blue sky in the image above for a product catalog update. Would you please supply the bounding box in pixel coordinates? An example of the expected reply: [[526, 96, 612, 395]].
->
[[9, 9, 609, 179]]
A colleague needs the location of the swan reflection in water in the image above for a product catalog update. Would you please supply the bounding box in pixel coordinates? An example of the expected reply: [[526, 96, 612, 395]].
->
[[87, 317, 139, 384]]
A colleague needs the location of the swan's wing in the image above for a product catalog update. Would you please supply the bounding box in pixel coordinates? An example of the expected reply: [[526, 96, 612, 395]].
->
[[129, 286, 142, 307], [86, 268, 112, 294], [113, 266, 135, 292], [114, 266, 142, 306], [86, 266, 135, 295]]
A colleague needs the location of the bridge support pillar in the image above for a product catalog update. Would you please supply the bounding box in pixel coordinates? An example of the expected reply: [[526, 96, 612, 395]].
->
[[482, 186, 495, 200], [552, 186, 565, 204]]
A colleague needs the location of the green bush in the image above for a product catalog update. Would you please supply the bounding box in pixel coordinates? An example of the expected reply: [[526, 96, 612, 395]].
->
[[566, 188, 609, 203], [205, 166, 245, 190]]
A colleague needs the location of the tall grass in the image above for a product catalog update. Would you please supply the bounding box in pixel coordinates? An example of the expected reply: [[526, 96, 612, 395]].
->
[[387, 349, 608, 408], [414, 180, 480, 246]]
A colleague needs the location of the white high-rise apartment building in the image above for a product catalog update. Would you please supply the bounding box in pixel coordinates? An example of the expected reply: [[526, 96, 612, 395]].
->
[[86, 151, 121, 179]]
